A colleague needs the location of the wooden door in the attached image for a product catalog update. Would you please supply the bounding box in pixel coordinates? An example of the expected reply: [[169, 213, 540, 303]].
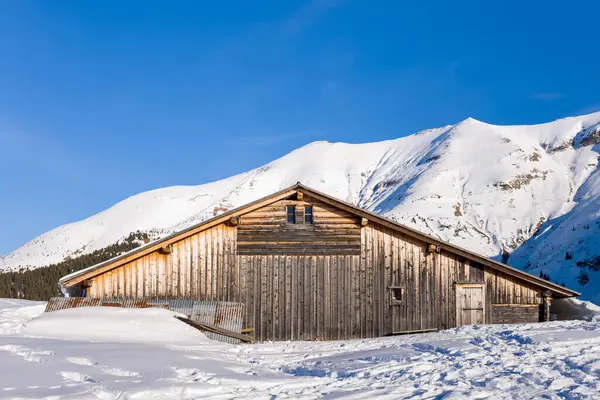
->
[[455, 283, 485, 326]]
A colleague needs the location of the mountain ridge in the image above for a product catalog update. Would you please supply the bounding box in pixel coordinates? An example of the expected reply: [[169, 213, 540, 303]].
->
[[3, 111, 600, 301]]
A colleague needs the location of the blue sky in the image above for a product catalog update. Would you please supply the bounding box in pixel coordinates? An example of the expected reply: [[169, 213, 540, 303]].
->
[[1, 0, 599, 255]]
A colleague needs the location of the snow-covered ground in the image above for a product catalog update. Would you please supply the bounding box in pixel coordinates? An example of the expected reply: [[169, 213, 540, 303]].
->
[[2, 299, 600, 399]]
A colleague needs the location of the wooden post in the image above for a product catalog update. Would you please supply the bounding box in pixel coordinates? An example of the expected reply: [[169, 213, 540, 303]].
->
[[361, 217, 368, 227], [543, 292, 552, 322]]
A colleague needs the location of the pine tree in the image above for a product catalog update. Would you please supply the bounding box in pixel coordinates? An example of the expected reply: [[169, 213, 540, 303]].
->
[[577, 270, 590, 286], [0, 231, 150, 300]]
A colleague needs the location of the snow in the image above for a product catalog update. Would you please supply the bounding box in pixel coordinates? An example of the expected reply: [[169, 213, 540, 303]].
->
[[21, 307, 216, 346], [0, 298, 46, 335], [3, 111, 600, 301], [2, 300, 600, 398], [553, 298, 600, 322]]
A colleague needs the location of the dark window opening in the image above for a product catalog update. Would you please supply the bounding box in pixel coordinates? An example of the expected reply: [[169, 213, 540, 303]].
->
[[305, 205, 313, 224], [286, 205, 296, 224], [390, 287, 404, 303]]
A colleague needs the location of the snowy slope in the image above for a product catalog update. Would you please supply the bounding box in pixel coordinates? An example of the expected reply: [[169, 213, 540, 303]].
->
[[2, 112, 600, 299], [3, 299, 600, 398]]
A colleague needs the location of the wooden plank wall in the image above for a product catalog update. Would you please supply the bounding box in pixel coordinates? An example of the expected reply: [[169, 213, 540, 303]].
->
[[367, 222, 542, 332], [375, 222, 486, 333], [237, 197, 361, 256], [86, 194, 546, 340], [88, 224, 240, 302], [491, 305, 540, 324], [240, 254, 358, 341]]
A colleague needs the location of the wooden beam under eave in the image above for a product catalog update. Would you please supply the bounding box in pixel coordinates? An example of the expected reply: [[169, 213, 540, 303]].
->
[[158, 245, 172, 255], [361, 217, 368, 227], [296, 191, 304, 201]]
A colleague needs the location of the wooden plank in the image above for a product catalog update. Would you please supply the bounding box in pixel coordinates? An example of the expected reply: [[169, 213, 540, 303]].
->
[[259, 257, 266, 341], [237, 227, 361, 234], [366, 226, 374, 337], [174, 316, 254, 343], [425, 242, 432, 330], [316, 256, 323, 340], [378, 228, 385, 336], [285, 256, 292, 341], [237, 239, 362, 246], [345, 254, 351, 339], [151, 253, 159, 298], [413, 238, 421, 331], [210, 226, 218, 300], [273, 255, 279, 341], [371, 227, 378, 338], [199, 230, 206, 299], [266, 255, 273, 341], [439, 252, 446, 330], [171, 242, 179, 297], [324, 256, 330, 339], [234, 228, 240, 303], [216, 225, 223, 301], [352, 254, 360, 338], [279, 255, 286, 340], [311, 255, 317, 340], [384, 229, 392, 335], [221, 227, 228, 301], [485, 267, 493, 324], [342, 255, 349, 340], [304, 256, 312, 340], [330, 255, 338, 340], [251, 257, 258, 339], [244, 256, 252, 330], [144, 256, 152, 298], [182, 239, 190, 298], [238, 249, 361, 256], [360, 227, 367, 338], [290, 256, 297, 340]]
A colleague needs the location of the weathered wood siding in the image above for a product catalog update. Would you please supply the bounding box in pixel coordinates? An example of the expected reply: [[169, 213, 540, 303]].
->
[[237, 197, 361, 255], [366, 221, 542, 333], [86, 193, 546, 340], [492, 305, 540, 324], [239, 254, 359, 341], [88, 224, 239, 302]]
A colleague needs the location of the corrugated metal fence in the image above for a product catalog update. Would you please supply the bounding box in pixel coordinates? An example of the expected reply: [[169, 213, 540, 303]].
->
[[45, 297, 245, 344]]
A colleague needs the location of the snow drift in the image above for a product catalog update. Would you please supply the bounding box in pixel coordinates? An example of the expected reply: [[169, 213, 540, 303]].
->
[[21, 307, 214, 345]]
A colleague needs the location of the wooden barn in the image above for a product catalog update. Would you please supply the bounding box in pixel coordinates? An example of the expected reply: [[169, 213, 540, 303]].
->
[[59, 183, 579, 341]]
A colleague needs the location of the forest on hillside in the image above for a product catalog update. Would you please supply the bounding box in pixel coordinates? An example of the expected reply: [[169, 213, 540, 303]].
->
[[0, 231, 151, 300]]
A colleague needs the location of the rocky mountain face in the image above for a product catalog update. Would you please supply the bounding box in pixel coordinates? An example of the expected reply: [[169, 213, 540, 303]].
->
[[2, 112, 600, 301]]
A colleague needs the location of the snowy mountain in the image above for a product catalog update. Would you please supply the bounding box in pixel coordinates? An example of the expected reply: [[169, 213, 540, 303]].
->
[[2, 112, 600, 301]]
